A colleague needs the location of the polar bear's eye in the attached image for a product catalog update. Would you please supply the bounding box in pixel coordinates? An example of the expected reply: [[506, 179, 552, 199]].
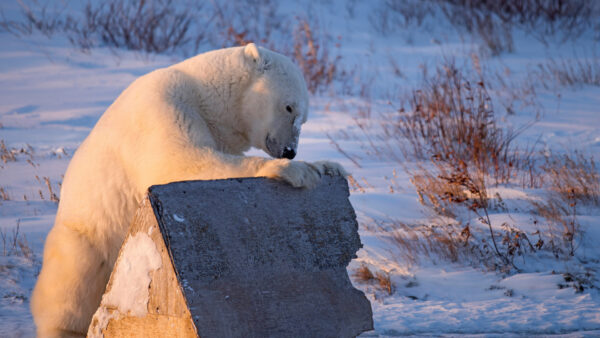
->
[[286, 105, 293, 113]]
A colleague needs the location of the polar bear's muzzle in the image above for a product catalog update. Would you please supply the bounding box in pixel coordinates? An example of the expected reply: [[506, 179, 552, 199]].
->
[[266, 135, 296, 160], [282, 147, 296, 159]]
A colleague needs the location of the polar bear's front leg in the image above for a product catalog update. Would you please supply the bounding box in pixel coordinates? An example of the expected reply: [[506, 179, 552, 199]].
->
[[256, 159, 348, 189], [194, 150, 348, 189], [141, 147, 347, 190]]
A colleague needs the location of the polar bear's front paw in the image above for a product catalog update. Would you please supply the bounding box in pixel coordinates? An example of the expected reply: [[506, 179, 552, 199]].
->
[[257, 159, 347, 189], [257, 159, 320, 188], [309, 160, 348, 177]]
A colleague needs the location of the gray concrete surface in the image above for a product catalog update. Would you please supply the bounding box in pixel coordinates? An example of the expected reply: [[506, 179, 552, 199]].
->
[[148, 175, 373, 338]]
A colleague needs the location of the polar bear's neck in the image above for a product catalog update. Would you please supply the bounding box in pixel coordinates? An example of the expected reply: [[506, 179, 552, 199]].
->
[[171, 48, 253, 155]]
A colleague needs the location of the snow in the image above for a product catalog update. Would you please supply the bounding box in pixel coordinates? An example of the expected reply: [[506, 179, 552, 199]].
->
[[87, 307, 118, 338], [1, 0, 599, 336], [360, 266, 600, 336], [100, 232, 161, 317]]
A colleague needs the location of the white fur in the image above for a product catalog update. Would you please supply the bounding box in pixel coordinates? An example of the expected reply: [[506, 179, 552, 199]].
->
[[31, 44, 345, 337]]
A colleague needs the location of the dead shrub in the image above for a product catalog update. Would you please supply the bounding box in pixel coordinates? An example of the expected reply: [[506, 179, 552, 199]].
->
[[0, 0, 67, 37], [4, 1, 345, 94], [444, 0, 598, 44], [390, 61, 523, 186], [216, 9, 345, 95], [72, 0, 201, 54], [2, 0, 207, 55], [348, 60, 541, 270], [372, 0, 599, 55], [396, 63, 546, 268], [368, 0, 436, 39], [211, 0, 282, 48], [292, 18, 341, 94]]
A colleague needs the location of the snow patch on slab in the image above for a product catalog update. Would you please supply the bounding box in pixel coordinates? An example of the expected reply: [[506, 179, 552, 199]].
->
[[87, 307, 118, 338], [103, 232, 161, 316], [88, 232, 162, 337]]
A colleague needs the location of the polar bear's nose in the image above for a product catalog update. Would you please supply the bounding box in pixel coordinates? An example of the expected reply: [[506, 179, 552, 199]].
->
[[282, 147, 296, 160]]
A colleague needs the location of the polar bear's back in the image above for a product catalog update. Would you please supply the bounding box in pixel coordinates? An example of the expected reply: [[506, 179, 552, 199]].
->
[[56, 68, 181, 247]]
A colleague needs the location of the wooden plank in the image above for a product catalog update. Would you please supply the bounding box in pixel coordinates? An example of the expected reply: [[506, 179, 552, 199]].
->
[[88, 199, 196, 337], [102, 310, 196, 338]]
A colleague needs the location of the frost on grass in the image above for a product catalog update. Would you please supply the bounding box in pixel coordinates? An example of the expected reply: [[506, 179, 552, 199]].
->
[[88, 232, 161, 337]]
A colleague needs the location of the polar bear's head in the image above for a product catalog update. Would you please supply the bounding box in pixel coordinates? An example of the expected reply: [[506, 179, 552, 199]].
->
[[241, 44, 309, 160]]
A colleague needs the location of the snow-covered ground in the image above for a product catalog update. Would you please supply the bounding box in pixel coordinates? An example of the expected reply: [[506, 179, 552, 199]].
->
[[1, 1, 599, 337]]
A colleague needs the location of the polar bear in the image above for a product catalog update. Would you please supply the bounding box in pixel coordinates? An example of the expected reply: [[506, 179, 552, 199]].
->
[[31, 43, 345, 337]]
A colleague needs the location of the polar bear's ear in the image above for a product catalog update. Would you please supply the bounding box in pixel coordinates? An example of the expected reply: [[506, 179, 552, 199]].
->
[[244, 43, 271, 72], [244, 43, 261, 63]]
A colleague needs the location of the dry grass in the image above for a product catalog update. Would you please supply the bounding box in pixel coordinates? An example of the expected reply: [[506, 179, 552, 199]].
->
[[327, 134, 363, 169], [1, 220, 33, 259], [375, 271, 394, 295], [532, 152, 599, 256], [0, 187, 9, 201], [353, 264, 375, 282], [35, 175, 60, 203], [378, 221, 467, 264], [543, 152, 599, 205], [43, 176, 59, 203], [488, 61, 543, 120], [353, 264, 395, 296], [533, 56, 600, 89], [1, 140, 36, 172], [376, 219, 537, 271], [1, 140, 17, 164], [347, 175, 367, 194]]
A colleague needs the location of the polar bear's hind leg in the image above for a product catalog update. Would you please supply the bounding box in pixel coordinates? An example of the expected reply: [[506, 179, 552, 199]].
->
[[31, 224, 111, 337]]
